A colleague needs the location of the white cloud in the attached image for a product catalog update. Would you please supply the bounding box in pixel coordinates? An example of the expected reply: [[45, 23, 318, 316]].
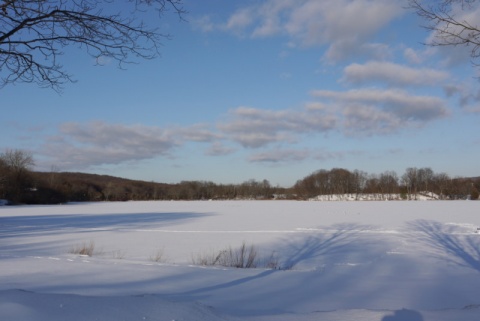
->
[[41, 121, 219, 169], [311, 88, 449, 134], [313, 150, 356, 162], [225, 7, 255, 35], [212, 0, 403, 62], [59, 121, 176, 153], [38, 87, 451, 170], [426, 39, 474, 67], [343, 61, 449, 87], [248, 149, 311, 163], [423, 3, 480, 66], [250, 0, 296, 37], [218, 85, 450, 148], [403, 48, 424, 64], [192, 15, 215, 33], [285, 0, 401, 45], [341, 103, 404, 135], [444, 83, 480, 113], [175, 124, 222, 142], [218, 85, 449, 147], [218, 106, 337, 148], [248, 148, 359, 164], [205, 142, 235, 156]]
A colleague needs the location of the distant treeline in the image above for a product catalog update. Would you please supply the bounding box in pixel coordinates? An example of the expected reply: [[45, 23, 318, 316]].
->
[[293, 168, 479, 200], [27, 172, 284, 204], [0, 150, 478, 204]]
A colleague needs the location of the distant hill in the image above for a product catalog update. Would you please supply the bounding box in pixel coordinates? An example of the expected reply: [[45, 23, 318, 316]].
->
[[32, 171, 176, 202], [28, 171, 285, 204], [2, 166, 477, 205]]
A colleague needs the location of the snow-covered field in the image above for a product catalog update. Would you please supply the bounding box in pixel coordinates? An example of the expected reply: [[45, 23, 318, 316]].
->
[[1, 200, 480, 320]]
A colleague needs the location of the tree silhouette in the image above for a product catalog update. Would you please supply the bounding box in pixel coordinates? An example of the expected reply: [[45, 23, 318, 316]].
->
[[0, 0, 184, 90], [409, 0, 480, 66]]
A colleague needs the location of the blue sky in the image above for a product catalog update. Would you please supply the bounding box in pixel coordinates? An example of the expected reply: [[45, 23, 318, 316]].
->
[[2, 0, 480, 187]]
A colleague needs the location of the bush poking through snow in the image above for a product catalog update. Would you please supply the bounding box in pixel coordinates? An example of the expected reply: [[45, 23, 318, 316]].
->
[[69, 241, 96, 257], [192, 242, 281, 269], [191, 250, 222, 266], [150, 248, 167, 263], [263, 251, 281, 269], [219, 242, 258, 268], [112, 250, 126, 259]]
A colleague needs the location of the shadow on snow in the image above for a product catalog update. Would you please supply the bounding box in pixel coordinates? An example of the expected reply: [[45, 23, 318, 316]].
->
[[171, 223, 386, 315], [382, 308, 424, 321], [406, 220, 480, 272], [280, 223, 378, 270], [0, 211, 212, 239]]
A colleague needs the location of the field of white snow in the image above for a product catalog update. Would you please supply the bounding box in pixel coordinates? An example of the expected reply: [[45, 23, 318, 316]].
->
[[1, 200, 480, 320]]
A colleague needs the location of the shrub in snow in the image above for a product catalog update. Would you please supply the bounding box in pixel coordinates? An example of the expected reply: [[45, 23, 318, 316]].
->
[[150, 248, 167, 263], [69, 241, 96, 257], [192, 242, 281, 269], [218, 242, 258, 268], [112, 250, 126, 259], [262, 251, 281, 270]]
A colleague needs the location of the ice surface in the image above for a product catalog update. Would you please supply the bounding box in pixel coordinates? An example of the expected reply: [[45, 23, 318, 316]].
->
[[1, 200, 480, 320]]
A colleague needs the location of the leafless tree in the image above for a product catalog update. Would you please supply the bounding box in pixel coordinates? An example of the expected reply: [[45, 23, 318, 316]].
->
[[0, 149, 35, 202], [417, 167, 434, 195], [352, 170, 367, 199], [433, 172, 451, 199], [0, 157, 7, 198], [1, 149, 34, 172], [378, 171, 399, 199], [0, 0, 185, 90], [409, 0, 480, 65], [402, 167, 418, 200], [329, 168, 352, 195]]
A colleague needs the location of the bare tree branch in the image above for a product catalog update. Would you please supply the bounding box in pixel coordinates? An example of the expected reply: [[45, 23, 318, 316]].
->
[[0, 0, 185, 91], [408, 0, 480, 65]]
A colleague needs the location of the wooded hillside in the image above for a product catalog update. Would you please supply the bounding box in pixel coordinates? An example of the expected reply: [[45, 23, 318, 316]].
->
[[0, 150, 478, 204]]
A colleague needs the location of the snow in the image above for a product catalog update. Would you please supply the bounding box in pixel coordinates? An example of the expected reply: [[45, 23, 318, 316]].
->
[[308, 192, 440, 201], [1, 200, 480, 320]]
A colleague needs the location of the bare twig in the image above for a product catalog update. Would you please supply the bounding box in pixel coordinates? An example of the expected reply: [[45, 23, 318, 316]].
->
[[0, 0, 185, 91]]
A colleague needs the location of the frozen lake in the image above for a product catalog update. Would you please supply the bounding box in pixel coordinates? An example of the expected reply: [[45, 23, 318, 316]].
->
[[1, 200, 480, 320]]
